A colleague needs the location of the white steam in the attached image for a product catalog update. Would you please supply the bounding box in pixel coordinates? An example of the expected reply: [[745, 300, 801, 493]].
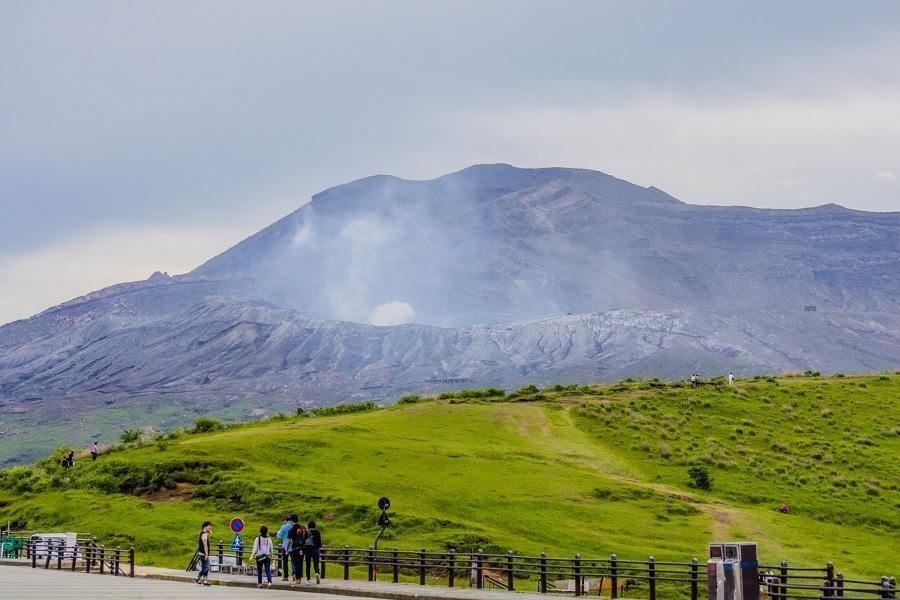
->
[[368, 301, 416, 326]]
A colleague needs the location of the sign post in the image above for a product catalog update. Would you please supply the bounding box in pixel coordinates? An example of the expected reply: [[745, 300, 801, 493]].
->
[[229, 517, 245, 558]]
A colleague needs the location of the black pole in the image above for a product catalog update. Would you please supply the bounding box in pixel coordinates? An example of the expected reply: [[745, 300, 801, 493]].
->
[[449, 549, 456, 588], [507, 550, 515, 591], [419, 548, 426, 585], [129, 547, 135, 577], [540, 553, 548, 594], [344, 545, 350, 580], [611, 554, 618, 599], [649, 556, 656, 600], [393, 547, 400, 583], [691, 558, 699, 600], [476, 549, 484, 589], [368, 546, 375, 582]]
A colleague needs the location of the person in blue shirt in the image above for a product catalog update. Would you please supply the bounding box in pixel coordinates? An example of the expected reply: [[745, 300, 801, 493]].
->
[[276, 515, 293, 581]]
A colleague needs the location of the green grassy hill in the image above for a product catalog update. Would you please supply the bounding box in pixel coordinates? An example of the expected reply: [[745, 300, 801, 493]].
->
[[1, 373, 897, 580]]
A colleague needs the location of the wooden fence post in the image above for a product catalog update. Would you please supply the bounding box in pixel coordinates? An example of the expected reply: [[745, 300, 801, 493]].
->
[[393, 547, 400, 583], [71, 545, 78, 571], [129, 547, 135, 577], [217, 540, 224, 567], [448, 549, 456, 588], [99, 546, 105, 574], [114, 547, 121, 575], [476, 549, 484, 589], [56, 541, 64, 570], [611, 554, 618, 599], [321, 545, 327, 579], [31, 540, 37, 568], [648, 556, 656, 600], [780, 561, 789, 600], [367, 546, 375, 582], [419, 548, 426, 585], [540, 552, 548, 593], [835, 572, 844, 598], [574, 554, 582, 597], [507, 550, 515, 591], [691, 558, 699, 600]]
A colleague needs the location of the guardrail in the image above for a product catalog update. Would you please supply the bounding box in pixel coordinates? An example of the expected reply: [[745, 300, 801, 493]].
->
[[15, 537, 135, 577], [191, 543, 894, 600], [760, 562, 895, 600]]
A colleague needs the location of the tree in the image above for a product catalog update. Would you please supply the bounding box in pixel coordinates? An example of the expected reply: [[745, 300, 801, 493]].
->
[[688, 465, 712, 490]]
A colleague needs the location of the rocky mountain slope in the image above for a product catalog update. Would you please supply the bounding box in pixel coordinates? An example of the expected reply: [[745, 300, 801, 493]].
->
[[0, 164, 898, 462]]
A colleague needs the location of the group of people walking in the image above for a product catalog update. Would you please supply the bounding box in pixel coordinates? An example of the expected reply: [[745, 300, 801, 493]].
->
[[194, 516, 323, 589], [274, 515, 323, 587]]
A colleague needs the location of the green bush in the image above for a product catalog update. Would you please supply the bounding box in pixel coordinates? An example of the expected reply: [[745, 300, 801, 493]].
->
[[191, 417, 223, 434], [512, 384, 539, 396], [688, 465, 712, 490], [312, 401, 379, 417], [120, 429, 142, 444], [398, 394, 422, 404]]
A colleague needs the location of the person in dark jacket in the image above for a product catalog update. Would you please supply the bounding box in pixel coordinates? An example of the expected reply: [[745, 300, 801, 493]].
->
[[304, 521, 322, 584], [195, 521, 212, 586], [287, 515, 305, 584]]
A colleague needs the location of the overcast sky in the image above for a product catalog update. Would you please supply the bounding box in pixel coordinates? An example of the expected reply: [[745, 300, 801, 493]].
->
[[2, 0, 899, 324]]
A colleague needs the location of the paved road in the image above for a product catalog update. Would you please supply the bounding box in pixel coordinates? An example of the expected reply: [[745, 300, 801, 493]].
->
[[0, 566, 370, 599]]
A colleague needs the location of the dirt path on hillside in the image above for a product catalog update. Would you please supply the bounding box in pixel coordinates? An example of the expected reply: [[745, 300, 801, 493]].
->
[[538, 405, 777, 547]]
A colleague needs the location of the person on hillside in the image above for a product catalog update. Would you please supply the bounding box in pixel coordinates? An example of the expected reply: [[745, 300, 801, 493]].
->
[[276, 515, 293, 581], [195, 521, 212, 586], [288, 516, 306, 584], [304, 521, 322, 584], [90, 442, 99, 461], [251, 525, 274, 589], [728, 372, 735, 386]]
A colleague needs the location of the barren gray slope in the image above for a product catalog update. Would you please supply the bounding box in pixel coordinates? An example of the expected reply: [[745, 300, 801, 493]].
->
[[2, 296, 897, 409]]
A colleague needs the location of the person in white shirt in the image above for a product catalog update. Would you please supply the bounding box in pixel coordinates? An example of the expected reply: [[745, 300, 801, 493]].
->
[[251, 525, 274, 588], [728, 372, 735, 386]]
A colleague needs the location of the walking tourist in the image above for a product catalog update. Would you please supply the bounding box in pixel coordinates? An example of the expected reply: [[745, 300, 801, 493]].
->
[[288, 516, 306, 584], [90, 442, 99, 461], [277, 515, 293, 581], [728, 372, 735, 386], [304, 521, 322, 584], [251, 525, 274, 589], [195, 521, 212, 586]]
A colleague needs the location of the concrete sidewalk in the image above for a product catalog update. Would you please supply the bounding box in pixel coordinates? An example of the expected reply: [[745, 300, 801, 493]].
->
[[1, 559, 556, 600]]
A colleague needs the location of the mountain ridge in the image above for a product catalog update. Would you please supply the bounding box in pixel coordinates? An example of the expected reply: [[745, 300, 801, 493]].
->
[[0, 163, 898, 464]]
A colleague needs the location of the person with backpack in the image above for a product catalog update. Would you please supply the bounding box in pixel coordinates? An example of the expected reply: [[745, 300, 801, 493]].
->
[[250, 525, 274, 589], [288, 516, 306, 585], [195, 521, 212, 586], [276, 515, 293, 581], [303, 521, 322, 584]]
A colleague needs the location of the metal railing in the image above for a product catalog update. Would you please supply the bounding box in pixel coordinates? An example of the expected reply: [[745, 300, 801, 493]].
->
[[759, 562, 895, 600], [18, 537, 135, 577], [190, 543, 894, 600]]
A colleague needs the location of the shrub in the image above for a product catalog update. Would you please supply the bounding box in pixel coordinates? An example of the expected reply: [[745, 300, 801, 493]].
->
[[191, 417, 223, 434], [120, 429, 143, 444], [803, 370, 821, 377], [512, 384, 540, 396], [398, 394, 422, 404], [312, 401, 379, 417], [688, 465, 712, 490]]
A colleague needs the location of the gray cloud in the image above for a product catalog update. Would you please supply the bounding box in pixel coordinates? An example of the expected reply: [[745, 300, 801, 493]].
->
[[1, 0, 900, 323]]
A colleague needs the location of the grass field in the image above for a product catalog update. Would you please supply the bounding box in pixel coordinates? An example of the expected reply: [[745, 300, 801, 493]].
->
[[0, 373, 897, 581]]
